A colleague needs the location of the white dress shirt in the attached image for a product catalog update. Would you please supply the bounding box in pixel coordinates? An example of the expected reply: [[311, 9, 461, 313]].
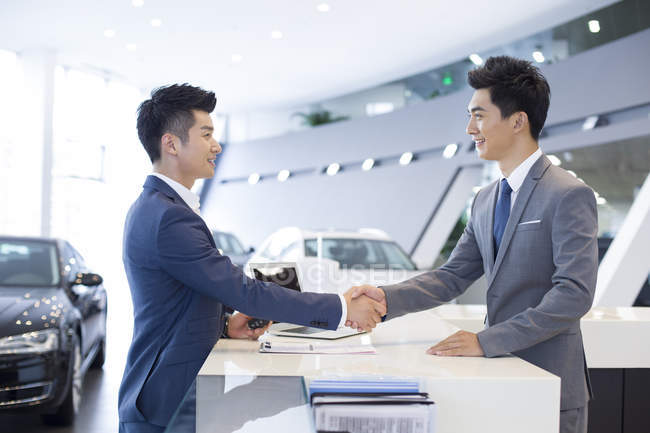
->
[[500, 148, 543, 210], [150, 172, 348, 328]]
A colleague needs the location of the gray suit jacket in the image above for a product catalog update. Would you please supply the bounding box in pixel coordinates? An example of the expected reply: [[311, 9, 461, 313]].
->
[[382, 155, 598, 410]]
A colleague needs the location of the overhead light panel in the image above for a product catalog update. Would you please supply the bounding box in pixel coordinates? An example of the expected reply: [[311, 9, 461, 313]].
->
[[399, 152, 414, 166], [361, 158, 375, 171], [326, 163, 340, 176], [532, 51, 545, 63], [151, 18, 162, 27], [231, 54, 243, 63], [248, 173, 260, 185], [132, 0, 144, 6], [126, 43, 137, 52], [104, 29, 116, 38], [443, 143, 458, 159], [469, 54, 483, 66], [271, 30, 283, 39], [547, 154, 561, 166], [277, 169, 290, 182], [317, 3, 330, 12], [588, 20, 600, 33]]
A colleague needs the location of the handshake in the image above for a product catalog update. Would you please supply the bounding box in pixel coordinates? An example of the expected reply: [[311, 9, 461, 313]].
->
[[343, 285, 387, 332]]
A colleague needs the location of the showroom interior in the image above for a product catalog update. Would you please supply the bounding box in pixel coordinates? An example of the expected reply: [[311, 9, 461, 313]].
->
[[0, 0, 649, 432]]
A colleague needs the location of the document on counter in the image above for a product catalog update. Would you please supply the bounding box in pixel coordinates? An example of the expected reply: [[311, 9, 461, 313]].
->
[[259, 340, 376, 354]]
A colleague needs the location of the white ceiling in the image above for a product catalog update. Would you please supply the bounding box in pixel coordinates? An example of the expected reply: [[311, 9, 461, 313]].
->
[[1, 0, 617, 112]]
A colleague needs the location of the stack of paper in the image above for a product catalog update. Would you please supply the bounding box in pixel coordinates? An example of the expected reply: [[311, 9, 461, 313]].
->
[[308, 378, 435, 433]]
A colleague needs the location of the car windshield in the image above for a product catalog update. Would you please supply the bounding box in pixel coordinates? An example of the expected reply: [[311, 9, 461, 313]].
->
[[0, 240, 60, 287], [212, 232, 246, 256], [304, 238, 416, 270]]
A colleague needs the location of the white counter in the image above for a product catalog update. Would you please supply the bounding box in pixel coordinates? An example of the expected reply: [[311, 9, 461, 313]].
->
[[199, 309, 560, 433], [433, 305, 650, 369]]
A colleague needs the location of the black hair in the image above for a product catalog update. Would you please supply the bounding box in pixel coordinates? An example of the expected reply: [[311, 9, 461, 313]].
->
[[467, 56, 550, 140], [136, 83, 217, 162]]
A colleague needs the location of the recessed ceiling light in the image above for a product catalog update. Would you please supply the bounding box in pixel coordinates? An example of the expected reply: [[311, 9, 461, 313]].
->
[[277, 169, 290, 182], [469, 54, 483, 66], [104, 29, 116, 38], [532, 51, 545, 63], [317, 3, 330, 12], [596, 196, 607, 205], [231, 54, 243, 63], [326, 163, 340, 176], [588, 20, 600, 33], [132, 0, 144, 7], [443, 143, 458, 159], [151, 18, 162, 27], [126, 43, 137, 52], [361, 158, 375, 171], [547, 154, 561, 166], [248, 173, 260, 185], [399, 152, 414, 165], [271, 30, 283, 39], [582, 115, 599, 130]]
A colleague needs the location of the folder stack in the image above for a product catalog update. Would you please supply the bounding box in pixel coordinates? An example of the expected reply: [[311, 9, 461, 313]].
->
[[308, 378, 435, 433]]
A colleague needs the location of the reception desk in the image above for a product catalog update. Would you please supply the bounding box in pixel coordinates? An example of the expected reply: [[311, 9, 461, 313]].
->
[[174, 308, 561, 433]]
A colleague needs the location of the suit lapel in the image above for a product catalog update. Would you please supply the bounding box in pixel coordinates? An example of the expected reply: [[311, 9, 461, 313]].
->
[[143, 175, 216, 248], [487, 155, 552, 287], [483, 181, 499, 276]]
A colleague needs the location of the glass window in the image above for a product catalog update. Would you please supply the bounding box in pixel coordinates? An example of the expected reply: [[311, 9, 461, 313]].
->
[[304, 238, 416, 270], [0, 239, 60, 286], [212, 232, 246, 256]]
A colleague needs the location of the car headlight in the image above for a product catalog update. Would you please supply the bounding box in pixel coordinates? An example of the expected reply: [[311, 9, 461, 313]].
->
[[0, 329, 59, 355]]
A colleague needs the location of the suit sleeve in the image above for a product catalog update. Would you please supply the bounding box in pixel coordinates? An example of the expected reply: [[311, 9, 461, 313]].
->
[[477, 184, 598, 357], [155, 205, 342, 330], [383, 195, 485, 320]]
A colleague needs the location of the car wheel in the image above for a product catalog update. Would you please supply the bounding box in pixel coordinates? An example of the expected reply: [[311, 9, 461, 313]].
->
[[41, 333, 82, 426], [90, 336, 106, 369]]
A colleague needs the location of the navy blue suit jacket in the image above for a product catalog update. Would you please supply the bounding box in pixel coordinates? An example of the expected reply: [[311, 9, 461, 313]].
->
[[118, 176, 342, 427]]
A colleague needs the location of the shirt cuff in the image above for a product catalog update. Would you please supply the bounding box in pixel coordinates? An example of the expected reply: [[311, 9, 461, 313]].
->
[[337, 294, 347, 329]]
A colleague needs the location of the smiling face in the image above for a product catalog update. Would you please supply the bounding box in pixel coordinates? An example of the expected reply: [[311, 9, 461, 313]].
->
[[466, 88, 518, 163], [174, 110, 221, 187]]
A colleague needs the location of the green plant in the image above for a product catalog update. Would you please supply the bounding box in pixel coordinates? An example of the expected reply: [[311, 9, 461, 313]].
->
[[292, 110, 349, 127]]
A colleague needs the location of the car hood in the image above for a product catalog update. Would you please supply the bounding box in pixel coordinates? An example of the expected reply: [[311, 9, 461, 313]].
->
[[0, 288, 66, 338]]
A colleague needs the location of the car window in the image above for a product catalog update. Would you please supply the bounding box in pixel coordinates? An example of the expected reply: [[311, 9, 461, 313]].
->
[[259, 234, 295, 260], [280, 242, 301, 261], [304, 238, 416, 270], [0, 240, 60, 286], [212, 232, 246, 256]]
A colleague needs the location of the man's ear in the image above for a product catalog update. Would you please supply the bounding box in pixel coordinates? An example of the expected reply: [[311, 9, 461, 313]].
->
[[512, 111, 529, 134], [160, 133, 178, 156]]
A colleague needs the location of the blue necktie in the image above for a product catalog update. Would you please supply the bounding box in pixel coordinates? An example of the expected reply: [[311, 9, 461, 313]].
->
[[493, 178, 512, 255]]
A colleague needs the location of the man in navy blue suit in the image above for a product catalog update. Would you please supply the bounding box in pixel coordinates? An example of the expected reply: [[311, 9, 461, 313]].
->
[[118, 84, 386, 433]]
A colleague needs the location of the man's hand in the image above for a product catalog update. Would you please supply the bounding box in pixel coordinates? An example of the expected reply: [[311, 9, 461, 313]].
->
[[343, 289, 386, 332], [344, 285, 386, 330], [227, 313, 272, 340], [426, 330, 484, 357]]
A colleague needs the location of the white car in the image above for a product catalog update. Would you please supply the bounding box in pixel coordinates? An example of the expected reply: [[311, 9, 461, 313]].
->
[[246, 228, 423, 292]]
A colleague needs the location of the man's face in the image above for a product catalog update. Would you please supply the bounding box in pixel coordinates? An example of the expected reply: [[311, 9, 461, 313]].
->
[[466, 88, 516, 162], [176, 110, 221, 180]]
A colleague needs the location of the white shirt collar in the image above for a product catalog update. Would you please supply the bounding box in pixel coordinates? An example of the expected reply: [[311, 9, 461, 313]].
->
[[151, 172, 201, 214], [502, 148, 543, 193]]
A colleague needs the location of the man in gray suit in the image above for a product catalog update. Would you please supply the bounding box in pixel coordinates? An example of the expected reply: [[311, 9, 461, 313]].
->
[[348, 56, 597, 433]]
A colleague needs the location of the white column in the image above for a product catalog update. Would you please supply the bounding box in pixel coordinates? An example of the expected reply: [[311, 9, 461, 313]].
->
[[595, 173, 650, 306], [22, 48, 56, 237]]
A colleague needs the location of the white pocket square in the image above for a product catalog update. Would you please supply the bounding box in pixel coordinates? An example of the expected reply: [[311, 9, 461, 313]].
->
[[518, 219, 541, 225]]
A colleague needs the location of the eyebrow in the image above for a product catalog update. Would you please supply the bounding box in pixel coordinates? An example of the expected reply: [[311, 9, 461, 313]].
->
[[467, 106, 486, 113], [200, 126, 214, 131]]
